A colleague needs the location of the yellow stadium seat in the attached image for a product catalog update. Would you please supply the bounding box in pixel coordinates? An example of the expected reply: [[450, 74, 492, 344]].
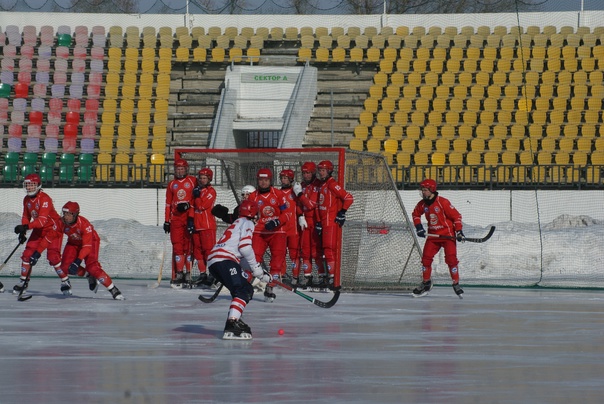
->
[[349, 138, 364, 151]]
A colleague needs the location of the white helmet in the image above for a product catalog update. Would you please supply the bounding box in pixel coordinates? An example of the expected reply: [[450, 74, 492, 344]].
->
[[241, 185, 255, 198]]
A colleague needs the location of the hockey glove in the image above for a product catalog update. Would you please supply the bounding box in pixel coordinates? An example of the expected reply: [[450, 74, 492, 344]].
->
[[211, 204, 229, 220], [265, 219, 280, 231], [187, 218, 195, 234], [176, 202, 190, 213], [163, 222, 171, 234], [298, 216, 308, 231], [415, 224, 426, 238], [315, 222, 322, 236], [293, 182, 303, 197], [456, 230, 466, 242], [14, 224, 28, 234], [68, 258, 82, 275], [29, 250, 41, 266], [192, 187, 201, 198], [252, 263, 271, 284], [18, 232, 27, 244], [335, 209, 347, 227]]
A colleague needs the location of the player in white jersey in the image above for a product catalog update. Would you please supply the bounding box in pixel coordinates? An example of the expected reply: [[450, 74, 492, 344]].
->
[[207, 200, 271, 340]]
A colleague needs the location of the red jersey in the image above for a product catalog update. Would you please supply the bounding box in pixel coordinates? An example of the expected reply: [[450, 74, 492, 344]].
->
[[281, 187, 298, 234], [298, 178, 321, 222], [249, 187, 290, 234], [60, 215, 98, 261], [317, 177, 354, 227], [412, 194, 462, 237], [21, 190, 61, 232], [191, 184, 217, 230], [164, 175, 196, 222]]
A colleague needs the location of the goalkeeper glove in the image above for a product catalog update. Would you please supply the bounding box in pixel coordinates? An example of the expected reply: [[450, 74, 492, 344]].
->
[[415, 224, 426, 238]]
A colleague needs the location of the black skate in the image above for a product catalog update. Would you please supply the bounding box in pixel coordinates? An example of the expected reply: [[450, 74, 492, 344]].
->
[[170, 272, 184, 289], [194, 272, 214, 289], [299, 275, 312, 290], [87, 275, 99, 293], [412, 280, 433, 298], [12, 278, 27, 295], [109, 286, 125, 300], [0, 281, 4, 293], [453, 283, 464, 299], [264, 285, 276, 302], [61, 279, 73, 296], [222, 318, 252, 340], [313, 276, 329, 292]]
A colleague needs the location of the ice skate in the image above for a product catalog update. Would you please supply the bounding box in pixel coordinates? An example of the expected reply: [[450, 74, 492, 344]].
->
[[60, 279, 73, 296], [170, 272, 184, 289], [0, 281, 4, 293], [412, 280, 433, 298], [313, 275, 328, 292], [88, 275, 99, 293], [299, 275, 312, 290], [194, 272, 214, 289], [12, 278, 27, 295], [453, 283, 464, 299], [222, 318, 252, 340], [109, 286, 125, 300], [264, 284, 276, 302]]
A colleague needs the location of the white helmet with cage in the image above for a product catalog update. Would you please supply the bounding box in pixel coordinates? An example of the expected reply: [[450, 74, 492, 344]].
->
[[241, 185, 256, 199]]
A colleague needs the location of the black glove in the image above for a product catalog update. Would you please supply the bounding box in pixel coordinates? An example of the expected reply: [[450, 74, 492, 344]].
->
[[14, 224, 28, 234], [211, 204, 229, 220], [18, 232, 27, 244], [163, 222, 170, 234], [192, 187, 201, 198], [29, 250, 41, 266], [187, 218, 195, 234], [315, 222, 323, 236], [456, 230, 466, 242], [335, 209, 347, 227], [415, 224, 426, 238], [68, 258, 82, 275], [265, 219, 280, 231], [176, 202, 190, 212]]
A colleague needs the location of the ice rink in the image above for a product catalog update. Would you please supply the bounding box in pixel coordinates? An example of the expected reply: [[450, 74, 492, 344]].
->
[[1, 277, 603, 404]]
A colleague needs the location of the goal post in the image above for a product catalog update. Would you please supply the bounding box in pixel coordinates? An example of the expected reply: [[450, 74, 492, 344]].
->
[[175, 147, 423, 291]]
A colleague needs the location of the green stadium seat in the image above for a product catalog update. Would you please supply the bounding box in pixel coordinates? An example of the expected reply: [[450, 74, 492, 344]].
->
[[59, 153, 75, 182], [0, 83, 11, 98], [21, 152, 38, 177], [77, 153, 94, 183], [40, 152, 56, 182], [3, 152, 20, 182], [57, 33, 72, 47]]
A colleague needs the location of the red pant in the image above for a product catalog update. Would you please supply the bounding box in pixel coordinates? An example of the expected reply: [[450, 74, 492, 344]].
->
[[320, 225, 340, 278], [61, 243, 114, 288], [253, 231, 286, 277], [192, 229, 216, 273], [299, 220, 323, 276], [421, 238, 460, 283], [20, 227, 63, 279]]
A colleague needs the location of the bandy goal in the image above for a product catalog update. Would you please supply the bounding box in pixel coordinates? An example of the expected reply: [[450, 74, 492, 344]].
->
[[176, 147, 423, 291]]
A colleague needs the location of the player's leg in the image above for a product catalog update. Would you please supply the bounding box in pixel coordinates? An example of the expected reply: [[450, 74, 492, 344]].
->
[[13, 230, 43, 293], [443, 240, 463, 296], [412, 240, 440, 297]]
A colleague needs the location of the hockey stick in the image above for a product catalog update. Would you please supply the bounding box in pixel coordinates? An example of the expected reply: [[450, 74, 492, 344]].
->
[[271, 278, 340, 309], [427, 226, 496, 243], [17, 262, 33, 301], [0, 240, 24, 272], [198, 283, 224, 303], [149, 235, 169, 288]]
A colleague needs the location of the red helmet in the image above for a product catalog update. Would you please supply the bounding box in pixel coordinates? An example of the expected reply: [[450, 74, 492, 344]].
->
[[420, 179, 437, 193], [279, 169, 295, 181], [62, 201, 80, 215], [238, 199, 258, 219], [301, 161, 316, 173], [317, 160, 334, 172], [174, 159, 189, 169], [23, 173, 42, 196], [256, 168, 273, 180], [198, 167, 213, 182]]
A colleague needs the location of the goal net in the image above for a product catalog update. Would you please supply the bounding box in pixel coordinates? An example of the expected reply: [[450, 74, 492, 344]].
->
[[176, 147, 423, 291]]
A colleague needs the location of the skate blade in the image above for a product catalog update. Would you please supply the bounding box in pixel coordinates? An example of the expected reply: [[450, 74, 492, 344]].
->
[[264, 296, 275, 303], [170, 284, 183, 290], [113, 295, 126, 301], [62, 290, 73, 296], [411, 291, 430, 298], [222, 332, 252, 340], [90, 281, 99, 293]]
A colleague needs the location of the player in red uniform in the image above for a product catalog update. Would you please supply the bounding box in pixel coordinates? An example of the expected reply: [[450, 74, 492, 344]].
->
[[207, 200, 271, 340], [248, 168, 291, 302], [411, 179, 465, 298], [59, 201, 124, 300], [316, 160, 354, 290], [12, 174, 68, 295], [292, 161, 323, 288], [190, 167, 217, 287], [164, 159, 196, 288], [278, 169, 300, 283]]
